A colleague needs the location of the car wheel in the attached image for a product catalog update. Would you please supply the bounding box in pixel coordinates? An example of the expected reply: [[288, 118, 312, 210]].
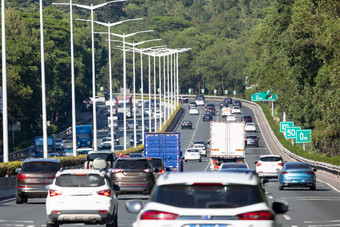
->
[[205, 154, 207, 157], [199, 159, 202, 162], [310, 185, 316, 190], [278, 184, 284, 190], [15, 194, 23, 204], [256, 143, 259, 147], [185, 159, 187, 162], [46, 216, 59, 227]]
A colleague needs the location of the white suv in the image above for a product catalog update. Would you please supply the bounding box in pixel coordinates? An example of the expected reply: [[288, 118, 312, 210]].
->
[[46, 169, 118, 227], [126, 172, 287, 227], [255, 155, 283, 178]]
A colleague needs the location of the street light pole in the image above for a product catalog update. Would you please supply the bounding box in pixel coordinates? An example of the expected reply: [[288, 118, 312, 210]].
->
[[167, 54, 170, 120], [2, 0, 8, 162], [75, 0, 126, 152], [158, 55, 162, 130]]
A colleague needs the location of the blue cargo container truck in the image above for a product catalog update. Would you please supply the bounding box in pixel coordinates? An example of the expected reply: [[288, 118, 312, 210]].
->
[[144, 132, 183, 172], [76, 125, 93, 148], [33, 136, 56, 158]]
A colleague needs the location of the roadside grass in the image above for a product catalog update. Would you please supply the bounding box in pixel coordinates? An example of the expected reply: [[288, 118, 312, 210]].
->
[[259, 103, 340, 166]]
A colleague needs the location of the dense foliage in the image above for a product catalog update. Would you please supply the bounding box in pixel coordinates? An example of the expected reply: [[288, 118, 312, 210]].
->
[[0, 0, 338, 158]]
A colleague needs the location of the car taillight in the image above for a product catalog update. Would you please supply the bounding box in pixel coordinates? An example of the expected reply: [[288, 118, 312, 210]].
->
[[98, 210, 108, 213], [49, 189, 62, 197], [306, 171, 314, 174], [112, 169, 122, 173], [237, 210, 274, 220], [97, 189, 111, 197], [141, 210, 179, 220], [87, 162, 90, 169], [51, 175, 55, 179], [17, 174, 29, 180], [160, 169, 165, 174], [142, 169, 151, 173], [278, 163, 283, 166], [281, 171, 289, 174], [257, 163, 262, 166]]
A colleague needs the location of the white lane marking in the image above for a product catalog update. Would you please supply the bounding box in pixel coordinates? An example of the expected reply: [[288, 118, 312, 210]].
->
[[280, 196, 340, 201], [244, 103, 273, 155], [284, 215, 291, 220], [305, 220, 340, 224], [316, 178, 340, 193], [308, 225, 340, 227], [0, 220, 34, 223]]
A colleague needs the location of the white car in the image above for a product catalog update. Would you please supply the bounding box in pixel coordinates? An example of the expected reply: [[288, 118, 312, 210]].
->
[[126, 172, 287, 227], [184, 148, 201, 162], [195, 99, 204, 106], [144, 108, 152, 116], [255, 155, 284, 178], [192, 144, 207, 157], [46, 168, 118, 227], [189, 107, 199, 115], [231, 106, 241, 114], [245, 122, 257, 132], [226, 114, 237, 122], [153, 110, 163, 119]]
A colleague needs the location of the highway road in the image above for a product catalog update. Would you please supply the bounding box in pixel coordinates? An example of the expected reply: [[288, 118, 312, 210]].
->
[[0, 98, 339, 227]]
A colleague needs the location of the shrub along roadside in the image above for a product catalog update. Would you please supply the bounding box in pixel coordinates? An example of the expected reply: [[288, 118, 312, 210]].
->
[[0, 103, 182, 177], [259, 103, 340, 166]]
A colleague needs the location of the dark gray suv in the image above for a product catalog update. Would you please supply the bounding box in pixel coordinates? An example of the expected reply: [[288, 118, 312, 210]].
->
[[110, 158, 155, 195], [16, 158, 61, 204]]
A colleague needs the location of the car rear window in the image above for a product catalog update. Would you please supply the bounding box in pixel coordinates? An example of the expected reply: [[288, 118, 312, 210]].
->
[[149, 159, 163, 168], [260, 157, 282, 162], [151, 184, 265, 208], [87, 153, 114, 161], [114, 160, 149, 169], [56, 174, 105, 187], [22, 162, 60, 172], [286, 163, 311, 170]]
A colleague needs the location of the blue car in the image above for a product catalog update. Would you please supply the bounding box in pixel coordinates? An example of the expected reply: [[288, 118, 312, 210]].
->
[[278, 162, 317, 190]]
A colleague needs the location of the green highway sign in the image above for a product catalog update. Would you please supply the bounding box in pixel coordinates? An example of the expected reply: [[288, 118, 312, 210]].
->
[[251, 92, 278, 101], [296, 130, 312, 143], [214, 89, 217, 94], [225, 90, 228, 94], [188, 88, 192, 93], [201, 89, 205, 94], [233, 91, 236, 95], [280, 121, 294, 132], [285, 127, 301, 139]]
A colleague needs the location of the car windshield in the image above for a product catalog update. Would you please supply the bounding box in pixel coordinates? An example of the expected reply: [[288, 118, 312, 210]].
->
[[87, 153, 114, 161], [56, 174, 105, 187], [151, 184, 265, 208], [286, 163, 311, 170], [114, 160, 149, 169], [260, 157, 282, 162], [22, 162, 60, 172], [187, 149, 199, 153], [247, 136, 257, 139]]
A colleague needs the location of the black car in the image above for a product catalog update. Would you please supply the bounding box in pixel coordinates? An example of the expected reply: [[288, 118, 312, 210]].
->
[[245, 135, 259, 147], [224, 97, 233, 104], [203, 113, 213, 121], [130, 134, 143, 146], [233, 100, 242, 107], [181, 96, 189, 103], [205, 103, 215, 110], [206, 106, 216, 115], [181, 120, 193, 129], [195, 94, 205, 101], [219, 101, 228, 109], [241, 115, 253, 122]]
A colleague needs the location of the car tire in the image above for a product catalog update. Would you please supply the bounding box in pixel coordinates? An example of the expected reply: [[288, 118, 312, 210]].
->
[[256, 143, 259, 147], [310, 185, 316, 190], [15, 193, 23, 204], [185, 159, 187, 162], [46, 216, 59, 227], [205, 154, 207, 157], [279, 184, 284, 190], [199, 159, 202, 162]]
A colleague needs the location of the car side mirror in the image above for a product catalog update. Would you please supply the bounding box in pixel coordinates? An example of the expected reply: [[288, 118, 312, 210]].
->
[[254, 161, 258, 164], [15, 168, 21, 173], [154, 168, 159, 173], [125, 200, 143, 214], [313, 168, 317, 172], [272, 200, 288, 214]]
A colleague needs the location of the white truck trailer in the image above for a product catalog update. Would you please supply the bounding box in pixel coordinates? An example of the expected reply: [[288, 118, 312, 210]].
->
[[209, 121, 246, 171]]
